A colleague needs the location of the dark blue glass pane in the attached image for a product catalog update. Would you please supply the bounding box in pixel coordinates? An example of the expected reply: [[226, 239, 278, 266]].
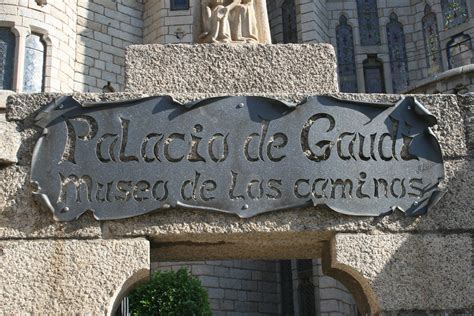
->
[[357, 0, 381, 46], [336, 16, 358, 93], [23, 34, 45, 93], [363, 57, 385, 93], [387, 13, 409, 93], [364, 68, 384, 93], [422, 6, 443, 74], [282, 0, 297, 43], [442, 0, 468, 28], [170, 0, 189, 10], [0, 27, 16, 90]]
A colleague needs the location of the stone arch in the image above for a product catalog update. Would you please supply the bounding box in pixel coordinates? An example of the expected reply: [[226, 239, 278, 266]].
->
[[321, 237, 380, 315], [148, 231, 381, 315], [108, 268, 150, 316]]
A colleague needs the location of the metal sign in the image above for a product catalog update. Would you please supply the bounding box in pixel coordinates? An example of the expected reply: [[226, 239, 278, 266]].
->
[[31, 95, 445, 221]]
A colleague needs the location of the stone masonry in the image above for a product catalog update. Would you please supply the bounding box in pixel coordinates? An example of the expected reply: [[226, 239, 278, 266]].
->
[[0, 44, 472, 314], [2, 0, 473, 96], [74, 0, 144, 92], [154, 260, 280, 315]]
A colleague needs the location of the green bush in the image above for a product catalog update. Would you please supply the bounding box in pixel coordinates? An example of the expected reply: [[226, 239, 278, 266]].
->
[[128, 268, 212, 316]]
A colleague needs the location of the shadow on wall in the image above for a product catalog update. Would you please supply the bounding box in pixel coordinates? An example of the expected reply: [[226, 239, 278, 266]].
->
[[337, 97, 474, 312], [75, 0, 144, 92]]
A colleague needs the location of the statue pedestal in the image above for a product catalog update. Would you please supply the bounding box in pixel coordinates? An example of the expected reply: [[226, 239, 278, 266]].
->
[[125, 44, 339, 98]]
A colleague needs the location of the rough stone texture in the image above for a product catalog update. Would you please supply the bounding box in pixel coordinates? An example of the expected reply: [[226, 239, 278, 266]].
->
[[335, 233, 473, 311], [0, 119, 21, 165], [125, 44, 339, 95], [0, 165, 101, 239], [0, 238, 149, 314], [2, 82, 472, 312], [458, 93, 474, 158]]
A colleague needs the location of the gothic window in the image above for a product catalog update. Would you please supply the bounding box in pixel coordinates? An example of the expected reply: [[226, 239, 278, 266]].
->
[[386, 13, 409, 93], [363, 55, 385, 93], [0, 27, 16, 90], [441, 0, 468, 29], [23, 33, 45, 93], [447, 33, 472, 69], [336, 15, 358, 93], [356, 0, 381, 46], [282, 0, 297, 43], [422, 5, 443, 74], [170, 0, 189, 11]]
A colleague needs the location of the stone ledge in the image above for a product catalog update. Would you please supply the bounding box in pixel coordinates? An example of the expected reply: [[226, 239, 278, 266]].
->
[[125, 44, 339, 95]]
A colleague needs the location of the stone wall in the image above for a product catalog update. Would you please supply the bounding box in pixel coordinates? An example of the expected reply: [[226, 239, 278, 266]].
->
[[299, 0, 329, 43], [325, 0, 474, 94], [1, 90, 472, 314], [143, 0, 195, 44], [3, 0, 473, 95], [153, 260, 280, 315], [0, 44, 472, 314], [314, 260, 358, 315], [74, 0, 144, 92], [0, 0, 78, 92], [267, 0, 329, 44], [267, 0, 285, 43], [152, 259, 359, 315]]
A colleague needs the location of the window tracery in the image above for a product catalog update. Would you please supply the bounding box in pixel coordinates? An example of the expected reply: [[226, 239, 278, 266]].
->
[[336, 15, 358, 93], [441, 0, 468, 29], [447, 33, 472, 69], [386, 13, 409, 93], [422, 5, 443, 74], [356, 0, 381, 46]]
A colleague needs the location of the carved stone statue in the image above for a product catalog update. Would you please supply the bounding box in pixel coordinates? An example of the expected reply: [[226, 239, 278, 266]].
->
[[198, 0, 271, 44], [230, 0, 258, 43]]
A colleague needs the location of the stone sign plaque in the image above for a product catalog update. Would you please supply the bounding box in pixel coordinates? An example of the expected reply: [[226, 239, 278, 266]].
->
[[31, 96, 445, 221]]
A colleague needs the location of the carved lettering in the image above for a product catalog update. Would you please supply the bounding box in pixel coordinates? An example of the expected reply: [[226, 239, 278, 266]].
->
[[301, 113, 335, 162], [32, 96, 444, 221]]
